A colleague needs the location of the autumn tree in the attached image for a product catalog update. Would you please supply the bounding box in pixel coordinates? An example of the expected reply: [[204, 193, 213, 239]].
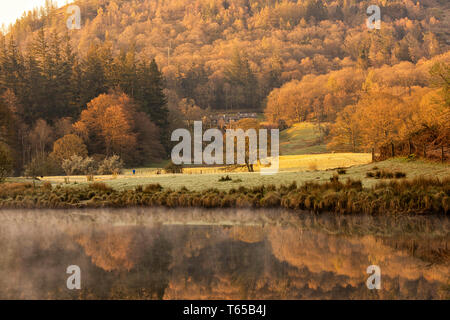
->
[[411, 89, 449, 161], [53, 117, 74, 139], [74, 92, 137, 161], [265, 76, 327, 125], [328, 105, 362, 152], [355, 93, 407, 157], [74, 91, 164, 165], [227, 118, 261, 172], [429, 62, 450, 160], [179, 98, 205, 127], [30, 119, 54, 159], [265, 80, 309, 124], [429, 62, 450, 107], [50, 134, 88, 165]]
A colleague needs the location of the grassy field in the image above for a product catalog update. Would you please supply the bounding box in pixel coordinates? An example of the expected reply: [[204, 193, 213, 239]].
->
[[24, 157, 449, 192], [124, 153, 371, 175], [123, 121, 329, 175], [279, 122, 327, 155], [1, 161, 449, 215]]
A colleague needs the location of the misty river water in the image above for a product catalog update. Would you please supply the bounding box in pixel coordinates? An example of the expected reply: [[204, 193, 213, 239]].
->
[[0, 208, 448, 300]]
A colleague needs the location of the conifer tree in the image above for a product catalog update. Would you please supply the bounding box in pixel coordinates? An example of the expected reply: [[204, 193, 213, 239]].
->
[[136, 59, 169, 148]]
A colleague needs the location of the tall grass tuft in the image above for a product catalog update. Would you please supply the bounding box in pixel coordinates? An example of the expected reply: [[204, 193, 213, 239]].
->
[[143, 183, 163, 193], [89, 182, 112, 192]]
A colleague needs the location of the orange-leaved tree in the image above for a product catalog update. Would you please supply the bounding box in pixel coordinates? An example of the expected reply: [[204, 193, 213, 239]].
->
[[50, 134, 88, 165], [74, 91, 164, 165]]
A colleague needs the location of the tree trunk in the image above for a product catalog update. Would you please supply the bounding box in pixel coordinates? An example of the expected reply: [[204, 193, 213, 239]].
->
[[423, 144, 427, 158], [317, 117, 322, 143], [391, 142, 395, 158], [441, 146, 445, 163], [371, 147, 375, 162], [245, 158, 254, 172], [408, 139, 413, 155], [351, 132, 355, 153]]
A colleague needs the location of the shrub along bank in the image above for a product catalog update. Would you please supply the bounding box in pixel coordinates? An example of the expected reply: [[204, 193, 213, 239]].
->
[[0, 177, 448, 215]]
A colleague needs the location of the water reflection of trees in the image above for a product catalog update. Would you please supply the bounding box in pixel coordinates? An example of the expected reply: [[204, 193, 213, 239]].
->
[[0, 211, 448, 300], [75, 227, 172, 299], [164, 226, 449, 300], [265, 227, 449, 300]]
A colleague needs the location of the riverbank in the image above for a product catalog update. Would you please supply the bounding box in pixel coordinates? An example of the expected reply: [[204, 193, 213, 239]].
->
[[0, 176, 448, 215]]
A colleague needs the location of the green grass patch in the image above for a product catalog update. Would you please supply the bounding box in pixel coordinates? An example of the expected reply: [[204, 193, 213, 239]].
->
[[279, 122, 327, 155]]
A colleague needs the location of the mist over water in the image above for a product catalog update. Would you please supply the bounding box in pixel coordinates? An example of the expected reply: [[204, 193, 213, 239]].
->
[[0, 208, 448, 300]]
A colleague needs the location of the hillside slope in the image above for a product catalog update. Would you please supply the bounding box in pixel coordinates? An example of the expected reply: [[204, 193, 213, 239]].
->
[[6, 0, 449, 111], [280, 122, 327, 155]]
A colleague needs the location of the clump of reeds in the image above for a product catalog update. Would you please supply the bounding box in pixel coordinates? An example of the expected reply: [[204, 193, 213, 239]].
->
[[218, 175, 232, 182], [330, 174, 339, 183], [366, 169, 406, 179], [366, 172, 375, 178], [89, 182, 112, 192], [42, 182, 52, 191], [0, 182, 33, 198], [394, 171, 406, 178], [143, 183, 163, 193]]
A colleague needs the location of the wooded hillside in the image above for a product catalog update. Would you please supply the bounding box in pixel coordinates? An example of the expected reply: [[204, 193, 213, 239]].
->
[[0, 0, 448, 176]]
